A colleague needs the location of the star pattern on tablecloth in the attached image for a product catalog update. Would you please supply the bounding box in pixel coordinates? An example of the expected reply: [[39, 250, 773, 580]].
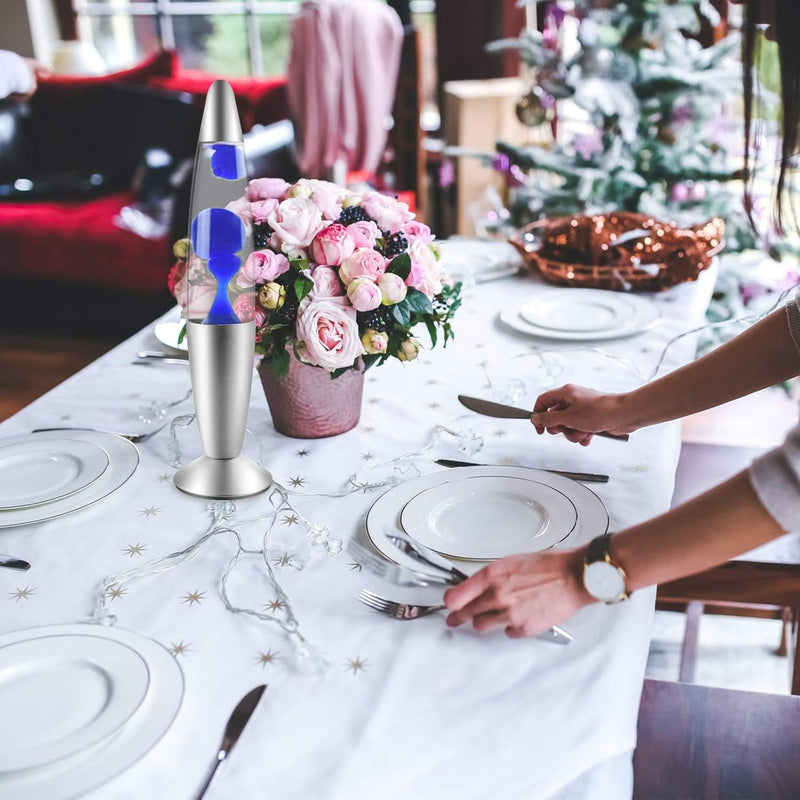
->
[[498, 457, 514, 466], [123, 543, 147, 557], [270, 551, 292, 568], [361, 452, 374, 462], [169, 640, 191, 657], [255, 649, 279, 667], [363, 425, 375, 433], [281, 513, 300, 526], [426, 378, 438, 385], [264, 598, 285, 613], [348, 561, 363, 572], [138, 506, 161, 518], [295, 449, 310, 457], [59, 414, 71, 421], [287, 476, 306, 488], [9, 586, 35, 601], [494, 429, 507, 438], [157, 473, 172, 483], [367, 397, 379, 405], [345, 656, 368, 675], [182, 590, 206, 606], [107, 586, 127, 600]]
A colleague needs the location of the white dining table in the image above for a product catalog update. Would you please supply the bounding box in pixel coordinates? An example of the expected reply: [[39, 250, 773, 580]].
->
[[0, 263, 717, 799]]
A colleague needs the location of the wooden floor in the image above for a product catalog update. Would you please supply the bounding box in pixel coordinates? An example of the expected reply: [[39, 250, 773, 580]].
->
[[0, 332, 119, 422]]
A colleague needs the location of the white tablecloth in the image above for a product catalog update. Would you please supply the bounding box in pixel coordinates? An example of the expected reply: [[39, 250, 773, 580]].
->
[[0, 266, 716, 799]]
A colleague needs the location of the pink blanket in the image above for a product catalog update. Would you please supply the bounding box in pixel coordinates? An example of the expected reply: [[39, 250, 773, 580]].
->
[[287, 0, 404, 179]]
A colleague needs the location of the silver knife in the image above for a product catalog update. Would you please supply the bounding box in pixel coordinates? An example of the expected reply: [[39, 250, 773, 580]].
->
[[194, 685, 267, 800], [137, 350, 188, 360], [457, 395, 629, 441], [435, 458, 609, 483], [0, 555, 30, 571]]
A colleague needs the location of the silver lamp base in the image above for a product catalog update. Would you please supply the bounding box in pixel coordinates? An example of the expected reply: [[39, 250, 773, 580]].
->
[[174, 454, 271, 499]]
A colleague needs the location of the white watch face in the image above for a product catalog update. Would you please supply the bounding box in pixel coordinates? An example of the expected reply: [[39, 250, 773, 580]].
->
[[584, 560, 626, 603]]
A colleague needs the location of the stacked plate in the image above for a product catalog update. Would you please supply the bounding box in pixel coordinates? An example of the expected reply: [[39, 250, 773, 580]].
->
[[437, 238, 523, 283], [500, 287, 660, 341], [0, 431, 139, 529], [0, 624, 183, 799], [366, 466, 609, 574]]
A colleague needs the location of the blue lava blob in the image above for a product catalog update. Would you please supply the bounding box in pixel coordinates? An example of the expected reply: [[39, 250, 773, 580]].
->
[[191, 207, 246, 325], [208, 144, 245, 180]]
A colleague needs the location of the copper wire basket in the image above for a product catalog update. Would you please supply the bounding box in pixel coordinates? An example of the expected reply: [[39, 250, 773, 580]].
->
[[510, 212, 725, 292]]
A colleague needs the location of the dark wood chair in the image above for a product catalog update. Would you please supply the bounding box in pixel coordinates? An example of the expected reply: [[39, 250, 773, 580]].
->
[[634, 679, 800, 799], [658, 441, 800, 695]]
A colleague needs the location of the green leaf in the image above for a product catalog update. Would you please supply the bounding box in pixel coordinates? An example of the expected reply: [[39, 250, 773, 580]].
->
[[362, 354, 382, 370], [177, 323, 187, 345], [290, 255, 309, 271], [405, 287, 433, 315], [270, 348, 290, 378], [391, 301, 411, 327], [425, 318, 437, 348], [386, 252, 411, 280], [294, 275, 314, 303]]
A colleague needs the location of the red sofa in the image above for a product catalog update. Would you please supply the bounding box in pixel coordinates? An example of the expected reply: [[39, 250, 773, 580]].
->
[[0, 51, 288, 335]]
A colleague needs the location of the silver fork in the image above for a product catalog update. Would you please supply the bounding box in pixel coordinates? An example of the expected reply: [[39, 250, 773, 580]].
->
[[32, 423, 168, 444], [359, 589, 573, 645]]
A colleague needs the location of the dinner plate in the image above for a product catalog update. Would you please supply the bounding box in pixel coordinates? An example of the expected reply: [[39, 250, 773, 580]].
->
[[153, 320, 187, 352], [0, 635, 149, 772], [366, 466, 609, 576], [0, 431, 139, 529], [400, 475, 578, 561], [0, 624, 184, 800], [437, 239, 523, 283], [500, 288, 660, 341], [0, 438, 109, 511]]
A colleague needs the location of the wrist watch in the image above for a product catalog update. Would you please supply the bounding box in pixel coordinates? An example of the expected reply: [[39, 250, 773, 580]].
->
[[583, 534, 630, 604]]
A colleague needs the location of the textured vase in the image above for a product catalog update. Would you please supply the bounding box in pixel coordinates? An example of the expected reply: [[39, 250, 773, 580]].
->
[[258, 355, 365, 438]]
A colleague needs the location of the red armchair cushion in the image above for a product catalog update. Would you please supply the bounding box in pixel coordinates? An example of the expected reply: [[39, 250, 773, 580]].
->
[[148, 71, 288, 132], [0, 192, 170, 293]]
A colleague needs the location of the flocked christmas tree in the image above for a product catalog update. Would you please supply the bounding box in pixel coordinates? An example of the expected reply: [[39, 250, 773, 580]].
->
[[489, 0, 756, 251]]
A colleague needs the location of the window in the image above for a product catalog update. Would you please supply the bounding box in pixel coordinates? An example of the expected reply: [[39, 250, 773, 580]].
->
[[72, 1, 299, 77]]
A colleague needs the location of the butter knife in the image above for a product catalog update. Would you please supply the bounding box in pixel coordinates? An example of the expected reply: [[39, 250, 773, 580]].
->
[[435, 458, 609, 483], [457, 395, 629, 441], [194, 685, 267, 800], [0, 555, 30, 571]]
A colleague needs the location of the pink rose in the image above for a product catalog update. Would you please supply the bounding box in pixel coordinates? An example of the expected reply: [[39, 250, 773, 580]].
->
[[340, 247, 387, 284], [174, 268, 215, 320], [250, 198, 279, 226], [291, 179, 347, 221], [237, 249, 290, 287], [296, 297, 364, 371], [378, 272, 407, 305], [402, 220, 434, 246], [406, 240, 443, 299], [247, 178, 290, 202], [311, 266, 345, 298], [347, 220, 381, 249], [346, 277, 382, 312], [267, 197, 325, 248], [233, 293, 259, 323], [361, 191, 415, 233], [225, 196, 252, 235], [310, 224, 355, 266]]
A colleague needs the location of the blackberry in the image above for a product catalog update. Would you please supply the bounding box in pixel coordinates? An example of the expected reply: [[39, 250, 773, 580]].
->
[[359, 307, 392, 333], [337, 205, 371, 226], [382, 231, 408, 258], [253, 223, 272, 250]]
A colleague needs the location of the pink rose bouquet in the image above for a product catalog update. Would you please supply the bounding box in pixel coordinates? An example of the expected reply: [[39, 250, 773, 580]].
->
[[171, 179, 461, 375]]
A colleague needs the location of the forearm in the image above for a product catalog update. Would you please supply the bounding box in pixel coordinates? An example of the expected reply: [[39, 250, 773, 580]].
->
[[620, 304, 800, 429], [609, 471, 785, 592]]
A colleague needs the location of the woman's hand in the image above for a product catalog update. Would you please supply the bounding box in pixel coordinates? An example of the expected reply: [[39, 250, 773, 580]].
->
[[530, 384, 638, 445], [444, 549, 594, 638]]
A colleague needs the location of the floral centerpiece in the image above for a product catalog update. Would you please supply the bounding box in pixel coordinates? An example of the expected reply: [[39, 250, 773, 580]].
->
[[169, 178, 461, 437]]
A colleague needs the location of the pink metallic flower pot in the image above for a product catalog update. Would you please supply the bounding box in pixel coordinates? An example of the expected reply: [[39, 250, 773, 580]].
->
[[258, 355, 365, 438]]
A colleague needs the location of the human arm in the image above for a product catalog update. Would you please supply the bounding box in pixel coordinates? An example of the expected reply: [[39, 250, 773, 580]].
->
[[0, 51, 48, 100], [444, 468, 786, 637], [530, 295, 800, 444]]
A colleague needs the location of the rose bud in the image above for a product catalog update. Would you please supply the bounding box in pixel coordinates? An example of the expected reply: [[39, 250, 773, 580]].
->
[[259, 281, 286, 310], [378, 272, 407, 305], [288, 182, 313, 199], [396, 338, 420, 362], [361, 329, 389, 355], [173, 238, 190, 259], [346, 277, 382, 312], [310, 224, 355, 266], [340, 247, 387, 284]]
